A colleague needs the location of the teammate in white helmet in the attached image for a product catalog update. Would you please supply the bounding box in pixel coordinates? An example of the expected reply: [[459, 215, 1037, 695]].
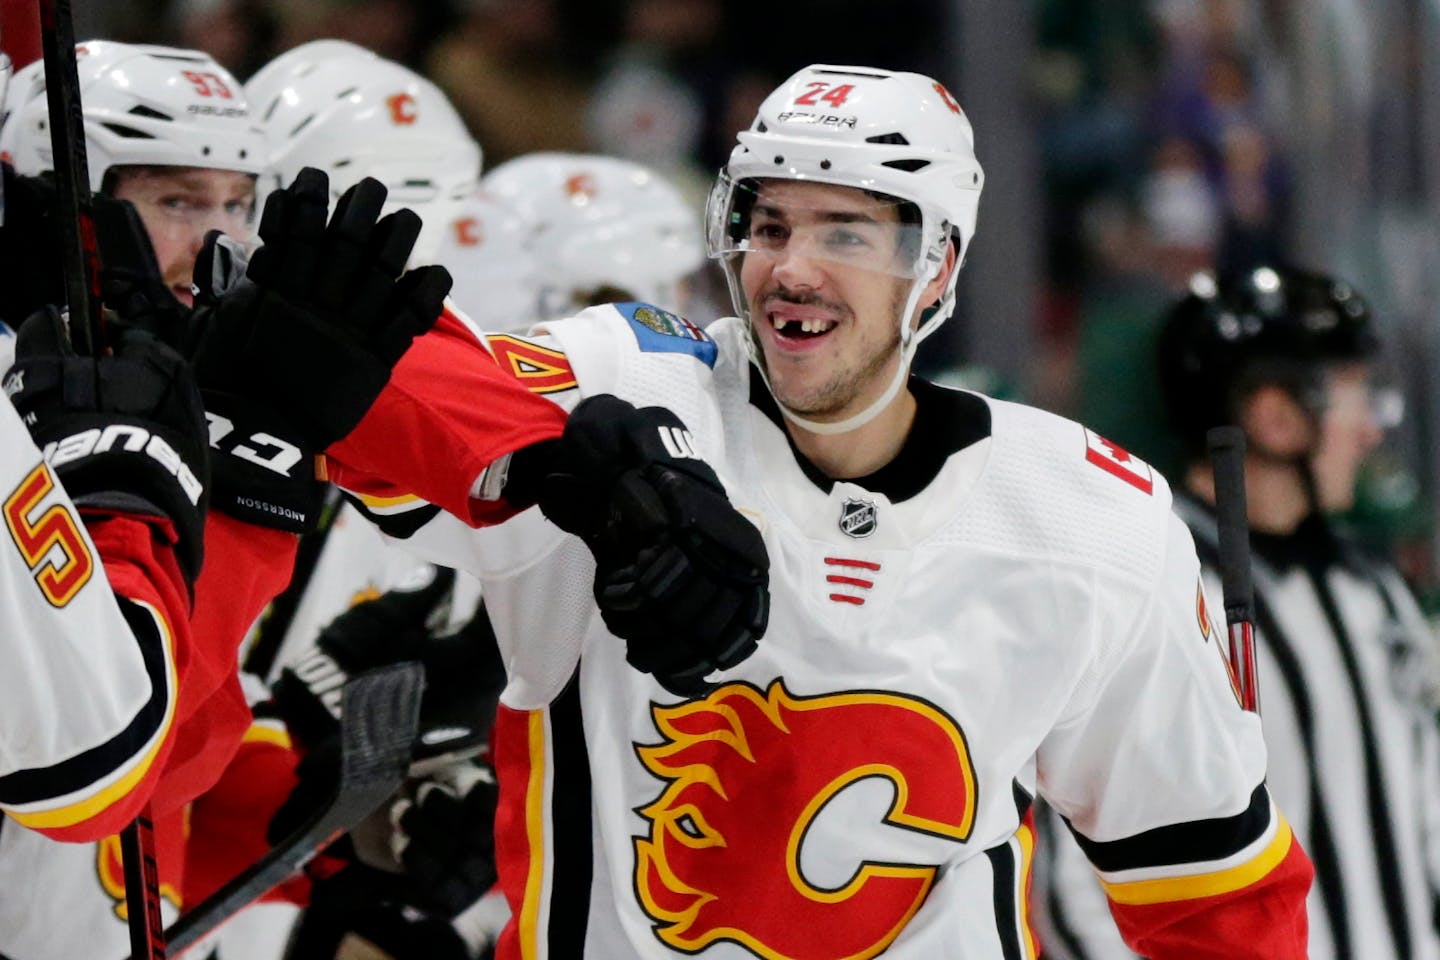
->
[[431, 186, 544, 332], [244, 38, 481, 263], [481, 151, 703, 319], [2, 41, 264, 308], [236, 36, 490, 686], [330, 64, 1311, 958]]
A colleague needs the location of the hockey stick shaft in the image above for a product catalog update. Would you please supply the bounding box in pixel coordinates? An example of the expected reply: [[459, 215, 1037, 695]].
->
[[35, 0, 101, 355], [154, 663, 424, 958], [1208, 426, 1260, 713], [119, 810, 168, 959], [35, 9, 161, 948]]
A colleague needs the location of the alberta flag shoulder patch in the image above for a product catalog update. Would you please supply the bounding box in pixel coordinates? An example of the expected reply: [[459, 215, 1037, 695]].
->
[[617, 302, 717, 368]]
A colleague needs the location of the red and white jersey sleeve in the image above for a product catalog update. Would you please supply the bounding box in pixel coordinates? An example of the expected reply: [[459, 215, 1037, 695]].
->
[[0, 396, 184, 840], [1036, 508, 1311, 958], [324, 302, 568, 530]]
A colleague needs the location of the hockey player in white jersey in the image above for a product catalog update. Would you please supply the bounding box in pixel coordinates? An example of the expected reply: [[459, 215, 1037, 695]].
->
[[341, 64, 1312, 958], [1038, 267, 1440, 960], [0, 320, 207, 837]]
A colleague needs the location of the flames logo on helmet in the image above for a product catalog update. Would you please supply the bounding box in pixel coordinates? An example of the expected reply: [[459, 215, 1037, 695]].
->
[[386, 91, 417, 125], [564, 172, 597, 202], [633, 679, 977, 960]]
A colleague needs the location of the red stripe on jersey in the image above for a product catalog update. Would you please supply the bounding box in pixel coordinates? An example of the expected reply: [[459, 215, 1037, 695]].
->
[[830, 594, 866, 606], [1107, 834, 1312, 959], [825, 557, 882, 571], [493, 704, 546, 960], [827, 575, 874, 589]]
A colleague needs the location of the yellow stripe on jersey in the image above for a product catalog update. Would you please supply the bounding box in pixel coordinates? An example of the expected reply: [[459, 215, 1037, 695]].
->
[[354, 491, 424, 510], [242, 723, 292, 751], [520, 709, 547, 960], [5, 599, 178, 830], [1100, 816, 1294, 906], [1017, 819, 1039, 958]]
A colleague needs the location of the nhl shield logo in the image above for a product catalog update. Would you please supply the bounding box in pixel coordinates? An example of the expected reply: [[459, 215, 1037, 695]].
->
[[838, 498, 877, 539]]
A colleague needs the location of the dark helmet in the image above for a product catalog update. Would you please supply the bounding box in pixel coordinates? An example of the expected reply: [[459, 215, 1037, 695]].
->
[[1157, 266, 1379, 458]]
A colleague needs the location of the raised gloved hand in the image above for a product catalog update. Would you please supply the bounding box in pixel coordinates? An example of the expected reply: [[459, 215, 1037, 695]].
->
[[5, 307, 209, 586], [507, 394, 769, 696], [186, 167, 452, 531]]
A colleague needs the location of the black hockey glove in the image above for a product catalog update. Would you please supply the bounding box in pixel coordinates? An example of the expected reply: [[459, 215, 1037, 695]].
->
[[0, 166, 187, 334], [0, 165, 65, 329], [271, 566, 502, 766], [388, 763, 499, 918], [507, 394, 769, 696], [5, 306, 209, 585], [186, 168, 451, 531]]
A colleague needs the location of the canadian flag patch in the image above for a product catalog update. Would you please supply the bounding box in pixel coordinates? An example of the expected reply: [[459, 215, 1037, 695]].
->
[[1083, 428, 1153, 495]]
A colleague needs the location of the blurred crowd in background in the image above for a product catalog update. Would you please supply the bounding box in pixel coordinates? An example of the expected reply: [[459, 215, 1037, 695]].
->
[[17, 0, 1440, 606]]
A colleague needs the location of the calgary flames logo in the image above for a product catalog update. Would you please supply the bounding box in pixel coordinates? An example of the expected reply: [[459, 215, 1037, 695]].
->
[[634, 679, 977, 959], [386, 92, 418, 125]]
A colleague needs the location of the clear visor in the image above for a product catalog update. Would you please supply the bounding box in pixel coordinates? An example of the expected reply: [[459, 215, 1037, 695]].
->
[[706, 173, 935, 280]]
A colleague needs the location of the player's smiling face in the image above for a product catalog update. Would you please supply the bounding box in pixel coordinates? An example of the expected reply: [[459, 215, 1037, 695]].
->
[[738, 179, 920, 422]]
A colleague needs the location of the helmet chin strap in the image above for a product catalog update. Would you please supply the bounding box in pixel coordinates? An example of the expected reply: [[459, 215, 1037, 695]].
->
[[743, 271, 951, 437]]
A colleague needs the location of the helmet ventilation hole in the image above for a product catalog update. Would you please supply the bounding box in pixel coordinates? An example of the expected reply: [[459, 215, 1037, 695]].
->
[[820, 159, 831, 170], [773, 155, 784, 165]]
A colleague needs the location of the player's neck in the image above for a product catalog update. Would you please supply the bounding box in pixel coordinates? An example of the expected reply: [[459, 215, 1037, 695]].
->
[[786, 388, 918, 480], [1186, 456, 1310, 535]]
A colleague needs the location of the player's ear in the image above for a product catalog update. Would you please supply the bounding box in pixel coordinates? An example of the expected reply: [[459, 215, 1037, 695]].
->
[[1240, 385, 1312, 457], [921, 239, 959, 310]]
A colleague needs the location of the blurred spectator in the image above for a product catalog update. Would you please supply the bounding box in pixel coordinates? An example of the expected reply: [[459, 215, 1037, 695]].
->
[[176, 0, 277, 80], [1071, 137, 1221, 474], [426, 0, 589, 165], [586, 0, 731, 207]]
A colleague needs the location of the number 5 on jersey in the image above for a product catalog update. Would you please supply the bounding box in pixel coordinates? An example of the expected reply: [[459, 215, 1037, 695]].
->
[[4, 463, 95, 608]]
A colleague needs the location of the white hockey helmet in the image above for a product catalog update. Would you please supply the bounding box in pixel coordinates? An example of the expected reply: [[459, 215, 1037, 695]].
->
[[245, 40, 481, 259], [481, 152, 703, 318], [706, 64, 985, 433], [431, 189, 544, 334], [0, 54, 34, 168], [3, 41, 265, 191]]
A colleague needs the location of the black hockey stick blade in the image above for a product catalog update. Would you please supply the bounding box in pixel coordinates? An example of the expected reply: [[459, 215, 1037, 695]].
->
[[158, 662, 425, 957], [36, 0, 102, 355]]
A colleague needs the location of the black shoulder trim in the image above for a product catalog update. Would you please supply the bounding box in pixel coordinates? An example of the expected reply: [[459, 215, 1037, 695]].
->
[[0, 596, 170, 806], [1065, 783, 1270, 873], [341, 491, 441, 540], [747, 367, 991, 502]]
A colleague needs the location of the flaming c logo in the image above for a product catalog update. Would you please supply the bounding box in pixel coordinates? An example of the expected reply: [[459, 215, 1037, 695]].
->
[[564, 173, 596, 202], [386, 92, 418, 125], [634, 679, 977, 960]]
